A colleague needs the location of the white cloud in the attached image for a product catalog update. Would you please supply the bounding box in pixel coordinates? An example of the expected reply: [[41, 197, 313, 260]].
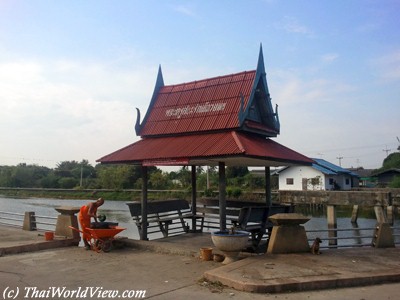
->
[[320, 53, 339, 63], [276, 16, 314, 36], [372, 50, 400, 82], [0, 58, 158, 167], [269, 69, 355, 106], [173, 5, 196, 17]]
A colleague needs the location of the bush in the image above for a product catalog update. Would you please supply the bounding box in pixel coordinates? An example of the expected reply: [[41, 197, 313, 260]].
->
[[226, 187, 242, 199], [389, 176, 400, 188], [58, 177, 79, 189]]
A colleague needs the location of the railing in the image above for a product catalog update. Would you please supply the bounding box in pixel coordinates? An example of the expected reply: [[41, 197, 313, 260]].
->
[[34, 213, 57, 229], [0, 211, 25, 227], [0, 210, 57, 231], [306, 225, 400, 248]]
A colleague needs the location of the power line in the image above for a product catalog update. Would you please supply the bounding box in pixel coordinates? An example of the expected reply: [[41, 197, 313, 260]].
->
[[305, 142, 397, 154]]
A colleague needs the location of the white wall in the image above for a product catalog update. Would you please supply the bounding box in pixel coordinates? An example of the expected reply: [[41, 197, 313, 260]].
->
[[278, 166, 325, 190], [279, 166, 353, 191]]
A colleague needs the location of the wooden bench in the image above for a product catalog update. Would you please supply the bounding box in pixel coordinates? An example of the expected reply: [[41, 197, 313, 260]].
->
[[126, 198, 293, 246], [126, 199, 199, 238], [194, 198, 266, 230]]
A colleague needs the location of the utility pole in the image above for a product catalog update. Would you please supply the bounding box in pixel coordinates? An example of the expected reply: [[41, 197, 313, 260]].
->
[[80, 165, 83, 187], [336, 156, 343, 167], [382, 145, 391, 157], [206, 166, 210, 189]]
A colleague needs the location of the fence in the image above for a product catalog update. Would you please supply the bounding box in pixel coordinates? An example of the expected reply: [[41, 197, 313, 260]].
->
[[0, 210, 57, 231]]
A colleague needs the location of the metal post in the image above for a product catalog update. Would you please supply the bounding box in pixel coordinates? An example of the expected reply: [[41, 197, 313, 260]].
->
[[141, 165, 148, 240], [265, 166, 271, 207], [219, 162, 226, 231], [191, 165, 197, 232]]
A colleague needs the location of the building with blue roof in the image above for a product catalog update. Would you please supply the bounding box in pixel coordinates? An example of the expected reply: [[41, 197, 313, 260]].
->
[[277, 158, 359, 191]]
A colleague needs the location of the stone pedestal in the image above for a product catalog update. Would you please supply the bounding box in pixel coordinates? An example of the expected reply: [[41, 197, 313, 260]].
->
[[23, 211, 36, 231], [54, 206, 81, 240], [267, 213, 310, 254], [372, 222, 395, 248]]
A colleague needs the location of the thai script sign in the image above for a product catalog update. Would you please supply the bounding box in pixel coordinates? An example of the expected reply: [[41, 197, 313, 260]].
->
[[165, 102, 226, 119]]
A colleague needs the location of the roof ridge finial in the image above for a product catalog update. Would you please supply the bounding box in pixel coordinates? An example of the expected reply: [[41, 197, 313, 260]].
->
[[256, 43, 266, 76], [156, 64, 164, 87]]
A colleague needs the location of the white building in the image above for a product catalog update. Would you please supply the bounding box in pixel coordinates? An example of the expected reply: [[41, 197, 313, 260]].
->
[[277, 158, 358, 191]]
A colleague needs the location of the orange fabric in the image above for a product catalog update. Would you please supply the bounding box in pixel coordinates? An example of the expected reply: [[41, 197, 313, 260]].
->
[[78, 204, 95, 242]]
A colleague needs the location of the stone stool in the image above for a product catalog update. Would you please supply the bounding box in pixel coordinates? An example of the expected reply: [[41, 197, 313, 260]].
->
[[267, 213, 311, 254], [54, 206, 81, 240]]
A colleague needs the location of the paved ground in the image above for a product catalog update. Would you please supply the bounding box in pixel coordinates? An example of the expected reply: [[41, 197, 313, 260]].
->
[[1, 225, 400, 299]]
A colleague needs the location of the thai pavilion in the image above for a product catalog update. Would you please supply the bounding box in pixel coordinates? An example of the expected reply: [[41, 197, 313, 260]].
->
[[97, 46, 313, 240]]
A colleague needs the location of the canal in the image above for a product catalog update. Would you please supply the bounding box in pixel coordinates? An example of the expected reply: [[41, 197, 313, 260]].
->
[[1, 196, 399, 246]]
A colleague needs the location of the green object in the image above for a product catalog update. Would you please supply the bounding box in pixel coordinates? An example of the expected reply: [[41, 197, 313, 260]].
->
[[98, 214, 106, 222]]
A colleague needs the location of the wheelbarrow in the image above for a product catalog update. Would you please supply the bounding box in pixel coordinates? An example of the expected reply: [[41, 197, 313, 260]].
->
[[69, 224, 126, 252]]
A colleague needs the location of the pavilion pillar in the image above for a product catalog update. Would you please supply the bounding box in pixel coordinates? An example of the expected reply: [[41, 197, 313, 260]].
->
[[265, 166, 271, 207], [140, 165, 148, 240], [191, 165, 197, 231], [219, 162, 226, 231]]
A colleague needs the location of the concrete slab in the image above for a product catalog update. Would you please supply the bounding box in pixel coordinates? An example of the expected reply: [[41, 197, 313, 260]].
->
[[1, 224, 400, 298], [0, 225, 78, 256], [204, 247, 400, 293]]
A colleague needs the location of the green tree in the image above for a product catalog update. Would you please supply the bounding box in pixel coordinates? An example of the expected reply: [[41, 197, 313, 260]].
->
[[96, 165, 134, 189], [0, 166, 13, 187], [226, 166, 249, 178], [381, 153, 400, 170], [176, 167, 191, 188], [58, 177, 79, 189], [149, 170, 170, 189], [5, 164, 51, 188]]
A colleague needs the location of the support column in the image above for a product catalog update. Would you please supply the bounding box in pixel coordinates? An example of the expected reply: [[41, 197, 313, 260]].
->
[[387, 206, 394, 225], [141, 165, 148, 241], [219, 162, 226, 231], [374, 206, 387, 223], [191, 165, 197, 231], [351, 204, 359, 223], [265, 166, 271, 207], [327, 205, 337, 247]]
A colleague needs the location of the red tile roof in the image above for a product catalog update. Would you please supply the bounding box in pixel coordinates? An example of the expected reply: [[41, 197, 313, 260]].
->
[[138, 71, 256, 137], [97, 131, 313, 166], [98, 47, 310, 167]]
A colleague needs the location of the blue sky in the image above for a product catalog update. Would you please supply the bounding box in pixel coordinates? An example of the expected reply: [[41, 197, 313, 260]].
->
[[1, 0, 399, 169]]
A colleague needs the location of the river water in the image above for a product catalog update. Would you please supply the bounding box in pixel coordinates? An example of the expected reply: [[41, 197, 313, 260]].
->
[[1, 196, 399, 247]]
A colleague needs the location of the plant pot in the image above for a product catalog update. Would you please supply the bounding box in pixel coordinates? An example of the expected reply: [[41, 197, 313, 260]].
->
[[211, 231, 249, 264], [199, 247, 213, 261], [44, 231, 54, 241]]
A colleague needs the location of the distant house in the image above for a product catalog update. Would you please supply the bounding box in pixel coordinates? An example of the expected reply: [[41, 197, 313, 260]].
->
[[277, 158, 359, 191], [372, 168, 400, 187], [347, 167, 375, 187]]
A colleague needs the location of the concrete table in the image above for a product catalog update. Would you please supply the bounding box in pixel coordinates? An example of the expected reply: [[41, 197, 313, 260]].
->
[[267, 213, 311, 254], [54, 206, 81, 240]]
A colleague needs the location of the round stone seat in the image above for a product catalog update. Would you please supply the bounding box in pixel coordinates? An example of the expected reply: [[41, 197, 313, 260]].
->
[[268, 213, 310, 226]]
